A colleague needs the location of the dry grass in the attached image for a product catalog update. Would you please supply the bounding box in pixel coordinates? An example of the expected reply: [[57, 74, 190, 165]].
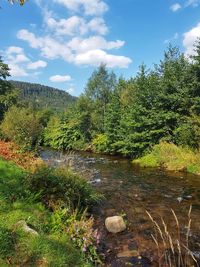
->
[[146, 206, 199, 267]]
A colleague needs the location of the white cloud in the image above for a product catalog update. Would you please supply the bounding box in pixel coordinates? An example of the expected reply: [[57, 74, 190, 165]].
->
[[5, 45, 47, 77], [170, 0, 200, 11], [50, 74, 72, 82], [6, 46, 24, 54], [27, 60, 47, 69], [66, 87, 75, 94], [185, 0, 200, 7], [17, 29, 73, 61], [74, 49, 132, 68], [45, 15, 108, 36], [170, 3, 182, 12], [183, 22, 200, 57], [54, 0, 108, 16], [17, 29, 132, 68], [68, 36, 124, 52], [16, 0, 132, 69], [17, 29, 41, 49], [8, 63, 28, 77]]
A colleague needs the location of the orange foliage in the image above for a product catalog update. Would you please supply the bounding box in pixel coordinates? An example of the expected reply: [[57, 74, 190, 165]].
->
[[0, 140, 41, 169]]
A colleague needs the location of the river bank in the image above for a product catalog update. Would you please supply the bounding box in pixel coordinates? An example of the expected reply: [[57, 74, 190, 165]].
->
[[0, 142, 101, 266], [133, 142, 200, 175], [40, 148, 200, 266], [1, 141, 200, 266]]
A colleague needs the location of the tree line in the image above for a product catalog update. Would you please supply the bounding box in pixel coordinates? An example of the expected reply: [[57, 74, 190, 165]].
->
[[1, 40, 200, 157]]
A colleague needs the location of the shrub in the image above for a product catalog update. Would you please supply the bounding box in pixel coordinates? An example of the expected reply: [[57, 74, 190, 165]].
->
[[133, 142, 200, 174], [1, 106, 43, 150], [92, 134, 109, 153], [25, 165, 102, 210], [44, 116, 86, 150], [173, 118, 200, 149]]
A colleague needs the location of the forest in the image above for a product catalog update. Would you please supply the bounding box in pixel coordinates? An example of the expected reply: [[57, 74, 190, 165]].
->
[[10, 80, 76, 110]]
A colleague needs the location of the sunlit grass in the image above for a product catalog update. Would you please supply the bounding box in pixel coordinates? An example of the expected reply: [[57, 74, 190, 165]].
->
[[133, 142, 200, 174]]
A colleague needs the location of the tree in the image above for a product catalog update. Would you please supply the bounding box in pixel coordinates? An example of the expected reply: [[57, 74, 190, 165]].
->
[[0, 57, 17, 121], [85, 64, 117, 132]]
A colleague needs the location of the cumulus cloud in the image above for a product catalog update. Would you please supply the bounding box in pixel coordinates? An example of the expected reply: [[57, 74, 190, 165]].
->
[[5, 45, 47, 77], [17, 29, 131, 68], [50, 74, 72, 82], [183, 22, 200, 57], [170, 3, 182, 12], [16, 0, 132, 69], [68, 36, 124, 52], [74, 49, 132, 68], [17, 29, 73, 61], [53, 0, 108, 16], [27, 60, 47, 69], [45, 15, 108, 36]]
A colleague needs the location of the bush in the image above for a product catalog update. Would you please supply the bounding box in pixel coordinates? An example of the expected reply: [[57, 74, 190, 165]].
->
[[44, 116, 86, 150], [133, 142, 200, 174], [25, 165, 102, 210], [174, 118, 200, 149], [92, 134, 109, 153], [1, 106, 43, 150]]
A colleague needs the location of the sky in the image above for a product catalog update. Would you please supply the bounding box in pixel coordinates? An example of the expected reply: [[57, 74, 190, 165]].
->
[[0, 0, 200, 96]]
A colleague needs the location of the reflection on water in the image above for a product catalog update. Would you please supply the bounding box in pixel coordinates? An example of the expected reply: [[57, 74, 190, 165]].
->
[[40, 149, 200, 266]]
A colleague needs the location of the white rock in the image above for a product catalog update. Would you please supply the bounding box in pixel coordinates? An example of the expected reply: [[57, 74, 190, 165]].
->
[[105, 216, 126, 234], [15, 220, 39, 236]]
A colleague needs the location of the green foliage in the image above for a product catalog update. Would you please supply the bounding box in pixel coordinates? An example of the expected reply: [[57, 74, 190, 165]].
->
[[1, 106, 43, 150], [10, 80, 76, 111], [5, 39, 200, 160], [0, 158, 99, 266], [44, 108, 93, 151], [0, 227, 15, 259], [25, 165, 102, 210], [134, 142, 200, 174], [92, 133, 109, 153], [0, 57, 17, 121]]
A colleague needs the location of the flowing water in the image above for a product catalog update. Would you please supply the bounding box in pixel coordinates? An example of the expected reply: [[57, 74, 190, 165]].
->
[[40, 149, 200, 266]]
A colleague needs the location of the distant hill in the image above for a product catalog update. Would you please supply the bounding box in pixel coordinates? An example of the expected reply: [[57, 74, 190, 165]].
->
[[10, 80, 76, 110]]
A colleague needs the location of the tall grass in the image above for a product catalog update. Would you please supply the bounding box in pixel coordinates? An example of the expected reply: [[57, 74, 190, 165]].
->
[[133, 142, 200, 174], [146, 206, 198, 267]]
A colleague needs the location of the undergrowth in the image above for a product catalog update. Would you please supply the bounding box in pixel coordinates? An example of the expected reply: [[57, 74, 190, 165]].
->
[[0, 158, 102, 266]]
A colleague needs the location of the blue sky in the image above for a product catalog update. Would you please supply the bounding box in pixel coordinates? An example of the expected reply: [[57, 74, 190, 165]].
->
[[0, 0, 200, 96]]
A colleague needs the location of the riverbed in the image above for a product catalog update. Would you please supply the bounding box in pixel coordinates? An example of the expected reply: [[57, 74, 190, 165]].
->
[[40, 149, 200, 266]]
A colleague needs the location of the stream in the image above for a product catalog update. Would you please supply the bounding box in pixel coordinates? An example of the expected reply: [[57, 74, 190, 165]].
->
[[39, 149, 200, 267]]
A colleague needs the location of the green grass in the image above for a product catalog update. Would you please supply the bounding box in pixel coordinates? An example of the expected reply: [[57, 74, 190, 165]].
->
[[133, 142, 200, 175], [0, 158, 95, 266]]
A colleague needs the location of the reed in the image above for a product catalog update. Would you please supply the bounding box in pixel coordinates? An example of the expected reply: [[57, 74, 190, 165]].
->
[[146, 206, 199, 267]]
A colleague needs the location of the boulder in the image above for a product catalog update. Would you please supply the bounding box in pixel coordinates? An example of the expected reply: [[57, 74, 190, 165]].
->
[[15, 220, 39, 236], [105, 216, 126, 234]]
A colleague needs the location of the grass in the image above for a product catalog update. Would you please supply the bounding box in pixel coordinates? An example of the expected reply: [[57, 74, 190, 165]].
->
[[146, 207, 198, 267], [133, 142, 200, 174], [0, 158, 100, 266]]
